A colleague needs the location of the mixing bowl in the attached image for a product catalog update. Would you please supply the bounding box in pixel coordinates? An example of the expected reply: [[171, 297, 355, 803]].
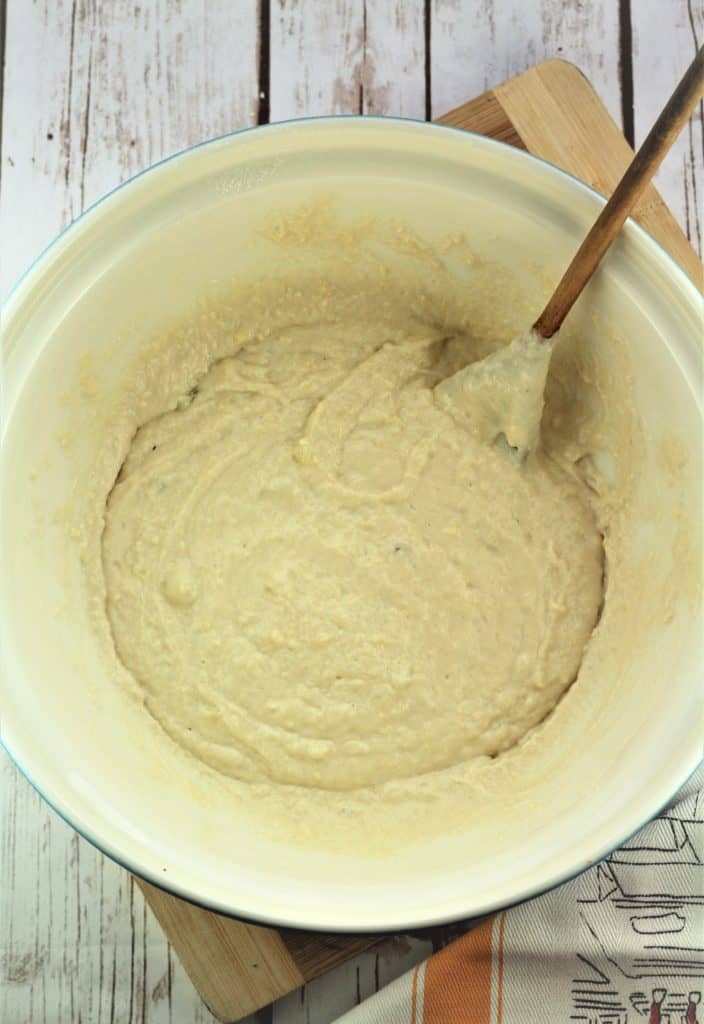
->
[[1, 117, 702, 932]]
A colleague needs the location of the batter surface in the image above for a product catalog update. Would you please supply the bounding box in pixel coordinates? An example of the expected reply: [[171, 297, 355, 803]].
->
[[102, 290, 604, 791]]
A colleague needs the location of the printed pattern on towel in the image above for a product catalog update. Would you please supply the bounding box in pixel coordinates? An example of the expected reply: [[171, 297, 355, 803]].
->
[[335, 767, 704, 1024]]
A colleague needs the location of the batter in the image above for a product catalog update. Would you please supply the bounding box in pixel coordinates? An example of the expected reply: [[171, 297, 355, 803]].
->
[[100, 222, 605, 794]]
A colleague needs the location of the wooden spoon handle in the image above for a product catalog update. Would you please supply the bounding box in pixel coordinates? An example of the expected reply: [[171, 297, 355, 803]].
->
[[533, 45, 704, 340]]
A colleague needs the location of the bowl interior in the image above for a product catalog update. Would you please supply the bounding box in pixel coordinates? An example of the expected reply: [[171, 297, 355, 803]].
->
[[1, 118, 702, 930]]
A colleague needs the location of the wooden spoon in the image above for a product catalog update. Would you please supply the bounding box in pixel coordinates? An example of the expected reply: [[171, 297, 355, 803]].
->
[[435, 46, 704, 457]]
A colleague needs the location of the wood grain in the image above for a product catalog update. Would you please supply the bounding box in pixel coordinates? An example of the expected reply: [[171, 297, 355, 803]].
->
[[269, 0, 426, 119], [1, 3, 703, 1023], [440, 58, 704, 288], [363, 0, 426, 116], [534, 47, 704, 337], [632, 0, 704, 255], [497, 60, 702, 287], [435, 89, 525, 147], [429, 0, 624, 124], [269, 0, 366, 118], [0, 0, 260, 299], [440, 59, 701, 287], [136, 882, 305, 1023], [136, 880, 388, 1023]]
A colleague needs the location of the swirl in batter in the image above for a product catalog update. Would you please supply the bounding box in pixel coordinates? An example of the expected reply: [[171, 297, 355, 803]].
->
[[102, 315, 603, 791]]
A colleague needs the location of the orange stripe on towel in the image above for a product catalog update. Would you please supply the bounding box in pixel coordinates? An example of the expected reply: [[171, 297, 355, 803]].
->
[[411, 964, 420, 1024], [423, 916, 495, 1023], [496, 913, 506, 1023]]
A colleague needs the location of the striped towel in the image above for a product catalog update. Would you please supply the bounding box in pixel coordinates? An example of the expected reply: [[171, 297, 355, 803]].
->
[[336, 766, 703, 1024]]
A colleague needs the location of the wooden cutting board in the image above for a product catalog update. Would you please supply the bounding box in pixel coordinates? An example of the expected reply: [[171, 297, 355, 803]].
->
[[135, 58, 702, 1024]]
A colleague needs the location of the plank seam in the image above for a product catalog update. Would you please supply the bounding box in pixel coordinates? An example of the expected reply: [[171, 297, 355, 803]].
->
[[0, 0, 7, 192], [618, 0, 635, 146], [685, 0, 702, 251], [424, 0, 431, 120], [258, 0, 270, 125], [360, 0, 367, 115]]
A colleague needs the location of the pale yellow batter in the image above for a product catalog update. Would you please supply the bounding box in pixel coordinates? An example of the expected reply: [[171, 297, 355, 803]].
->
[[100, 216, 606, 795], [58, 193, 700, 858]]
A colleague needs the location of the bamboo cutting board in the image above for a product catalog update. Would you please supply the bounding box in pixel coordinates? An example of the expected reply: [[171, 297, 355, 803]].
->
[[135, 58, 702, 1024]]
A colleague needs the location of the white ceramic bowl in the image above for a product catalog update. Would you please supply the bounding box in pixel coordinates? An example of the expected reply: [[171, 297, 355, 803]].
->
[[1, 118, 702, 932]]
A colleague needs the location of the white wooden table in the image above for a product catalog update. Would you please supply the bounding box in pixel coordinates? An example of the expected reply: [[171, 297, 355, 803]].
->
[[1, 3, 701, 1022]]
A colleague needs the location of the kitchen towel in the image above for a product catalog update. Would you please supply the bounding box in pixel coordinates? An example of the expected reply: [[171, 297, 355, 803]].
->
[[336, 765, 703, 1023]]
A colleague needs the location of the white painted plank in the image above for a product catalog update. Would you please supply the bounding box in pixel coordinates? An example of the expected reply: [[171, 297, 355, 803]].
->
[[0, 0, 259, 300], [364, 0, 426, 117], [2, 746, 432, 1023], [270, 0, 365, 118], [0, 0, 82, 298], [430, 1, 624, 130], [269, 0, 425, 119], [632, 0, 703, 254], [0, 758, 220, 1024], [75, 0, 259, 210]]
